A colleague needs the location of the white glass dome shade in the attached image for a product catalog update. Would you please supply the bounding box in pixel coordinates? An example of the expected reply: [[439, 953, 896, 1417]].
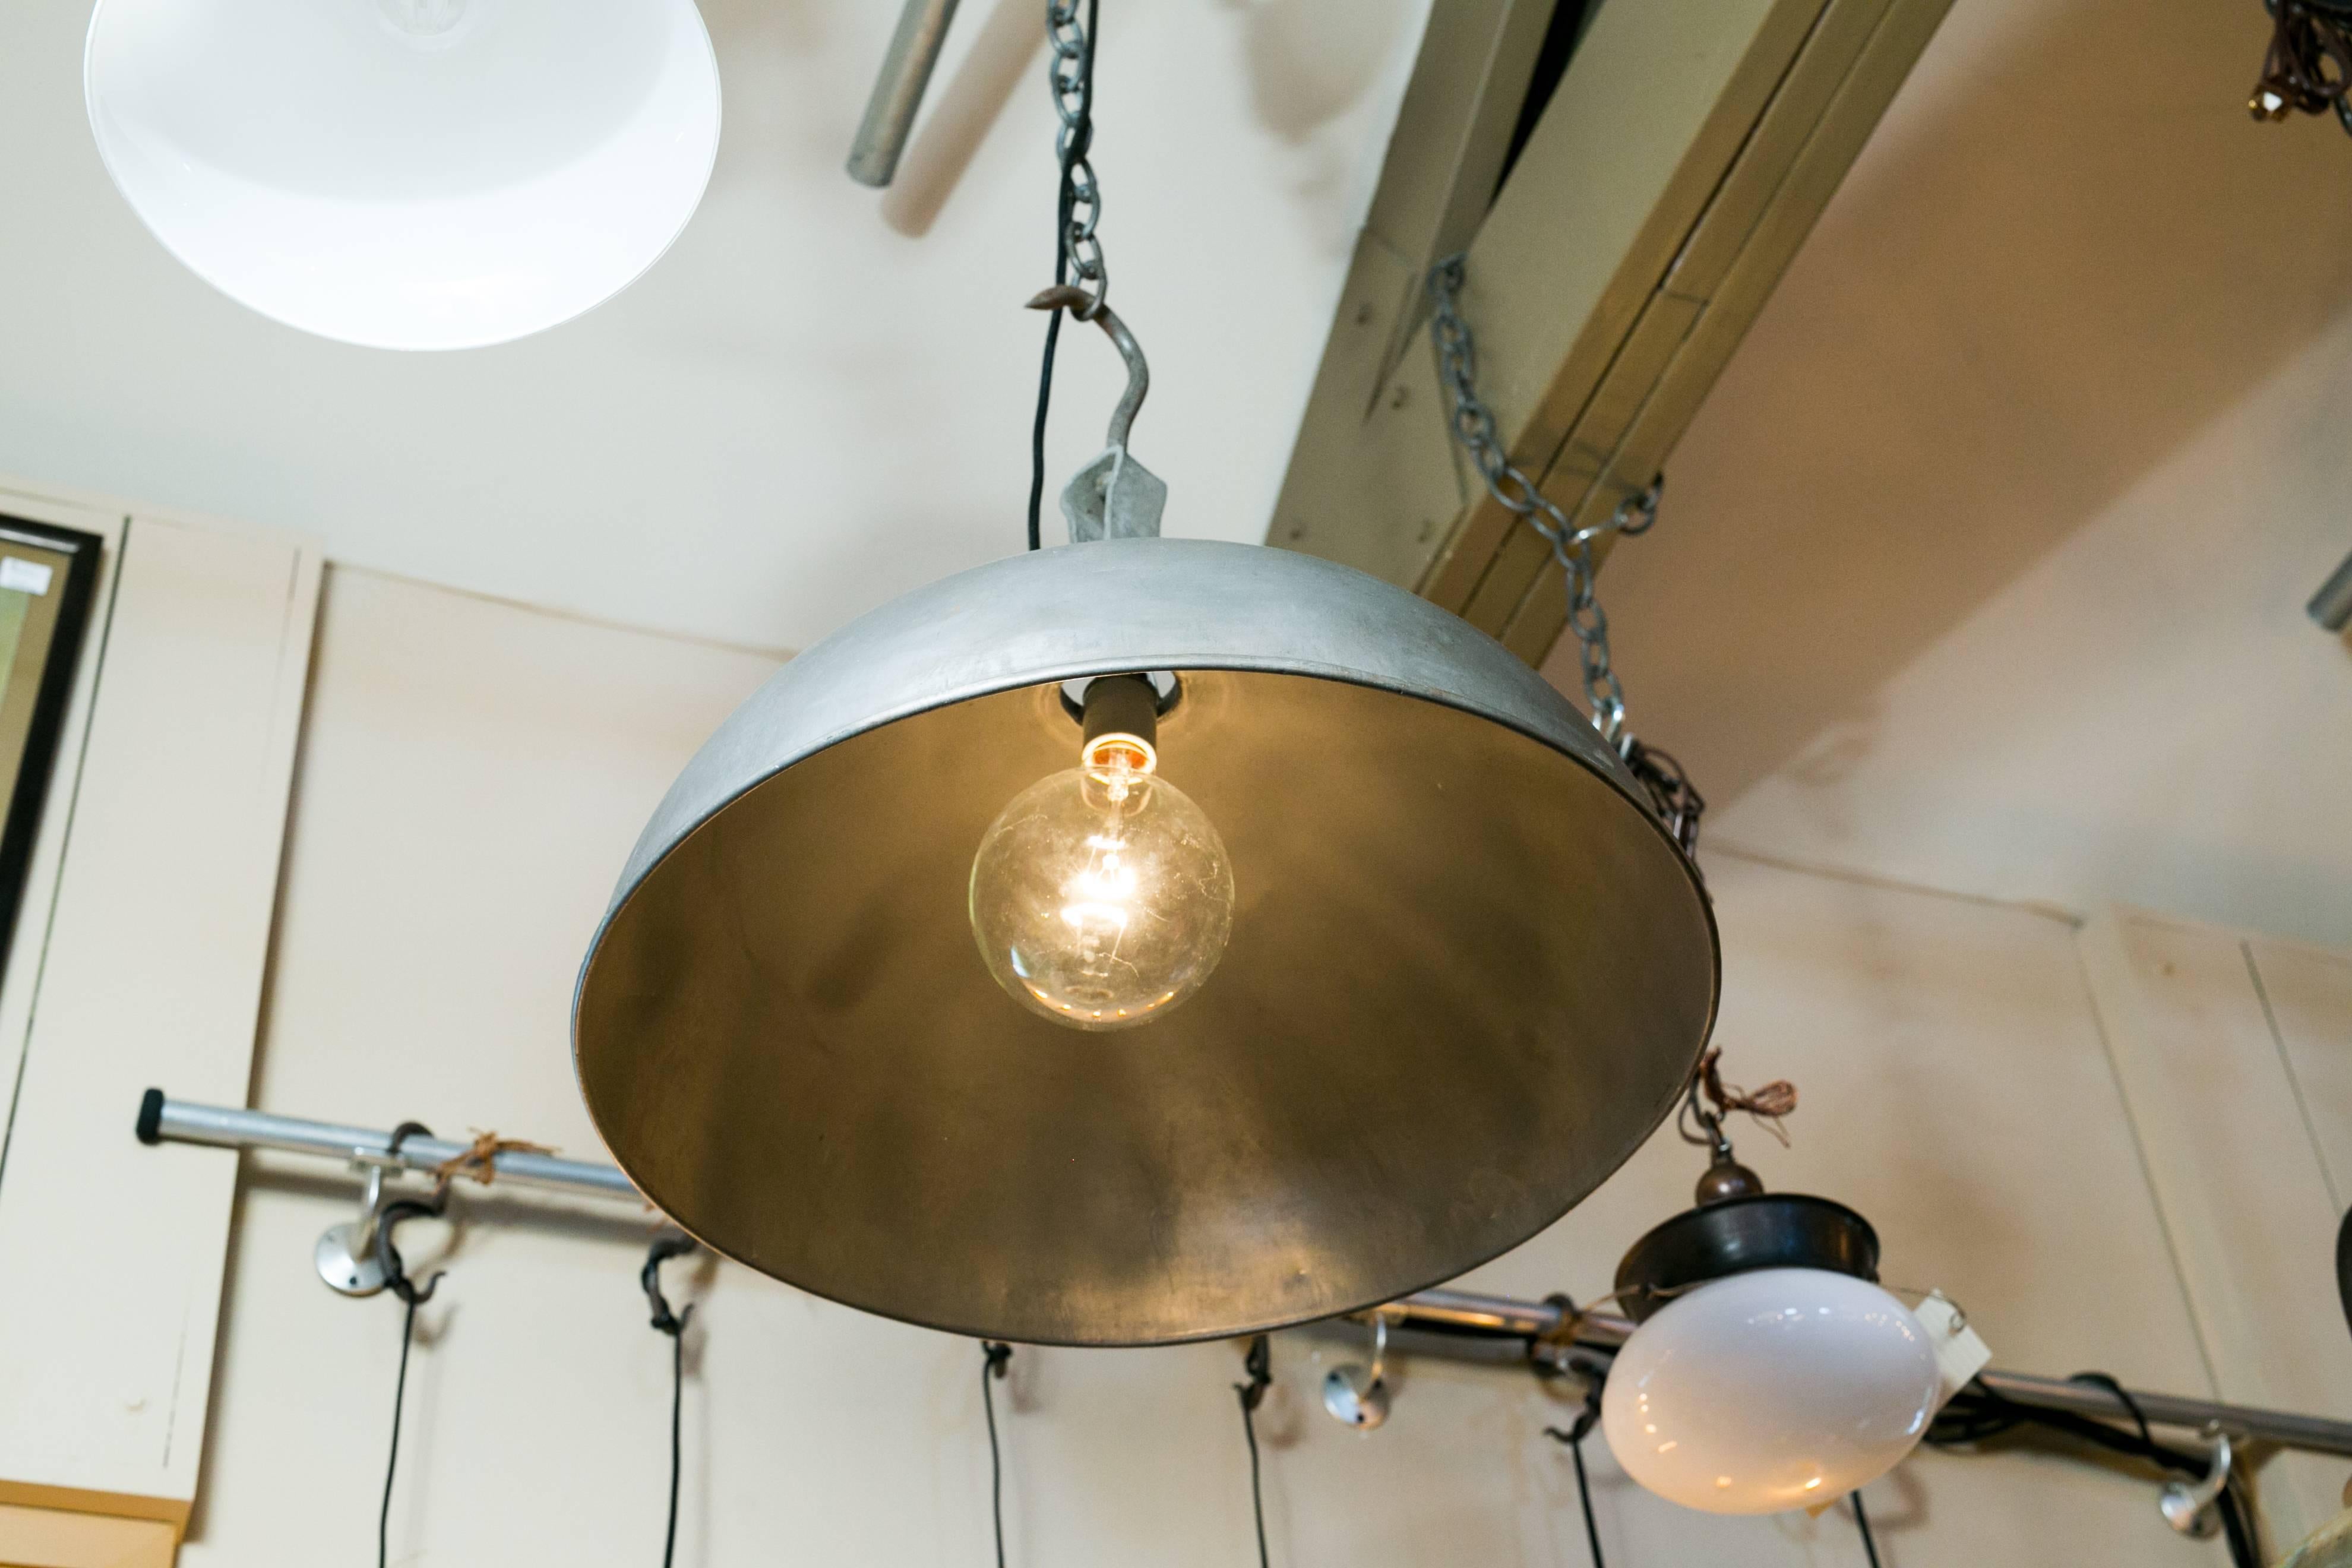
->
[[84, 0, 721, 349], [1601, 1266, 1941, 1515]]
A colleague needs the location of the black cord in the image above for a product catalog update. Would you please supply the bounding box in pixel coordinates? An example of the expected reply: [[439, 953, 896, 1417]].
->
[[1025, 0, 1101, 552], [982, 1341, 1014, 1567], [643, 1231, 697, 1568], [1537, 1377, 1607, 1560], [1851, 1488, 1882, 1568], [1564, 1432, 1603, 1568], [1927, 1375, 2261, 1568], [1235, 1336, 1273, 1568], [373, 1122, 441, 1568], [1533, 1297, 1608, 1568], [662, 1327, 685, 1568], [380, 1292, 418, 1568]]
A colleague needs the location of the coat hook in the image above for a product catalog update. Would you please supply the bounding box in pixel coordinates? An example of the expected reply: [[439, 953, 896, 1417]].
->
[[314, 1121, 436, 1297], [2158, 1424, 2233, 1538], [315, 1153, 394, 1297], [1323, 1310, 1393, 1430]]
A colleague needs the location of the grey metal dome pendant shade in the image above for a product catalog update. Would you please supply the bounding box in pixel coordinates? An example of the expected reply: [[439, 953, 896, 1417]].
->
[[574, 534, 1721, 1346]]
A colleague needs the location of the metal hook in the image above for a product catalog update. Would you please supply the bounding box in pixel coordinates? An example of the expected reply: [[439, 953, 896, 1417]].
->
[[1028, 286, 1147, 447], [315, 1155, 393, 1296], [2158, 1425, 2234, 1538], [1323, 1311, 1393, 1430], [1678, 1074, 1733, 1162], [1026, 286, 1166, 542], [314, 1121, 437, 1298]]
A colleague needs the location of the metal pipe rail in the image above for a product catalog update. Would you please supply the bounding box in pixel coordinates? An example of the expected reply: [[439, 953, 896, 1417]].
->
[[136, 1089, 639, 1199], [845, 0, 961, 187], [140, 1094, 2352, 1458], [1377, 1290, 2352, 1456]]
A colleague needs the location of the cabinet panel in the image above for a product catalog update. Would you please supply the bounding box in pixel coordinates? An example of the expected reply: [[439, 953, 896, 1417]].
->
[[0, 507, 318, 1519]]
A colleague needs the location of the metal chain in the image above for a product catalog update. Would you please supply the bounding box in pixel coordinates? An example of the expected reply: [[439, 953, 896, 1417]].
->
[[1427, 253, 1656, 744], [1048, 1, 1107, 317], [1426, 253, 1705, 855]]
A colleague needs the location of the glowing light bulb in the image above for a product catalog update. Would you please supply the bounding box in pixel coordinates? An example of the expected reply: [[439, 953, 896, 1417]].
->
[[83, 0, 720, 349], [1599, 1267, 1940, 1515], [969, 697, 1234, 1031]]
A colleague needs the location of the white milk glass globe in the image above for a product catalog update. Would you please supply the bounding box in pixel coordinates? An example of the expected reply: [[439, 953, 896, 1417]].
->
[[84, 0, 721, 349], [970, 754, 1235, 1031], [1601, 1267, 1940, 1515]]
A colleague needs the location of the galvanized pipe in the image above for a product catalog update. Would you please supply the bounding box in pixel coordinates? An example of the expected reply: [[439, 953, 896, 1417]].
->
[[138, 1093, 2352, 1457], [137, 1090, 640, 1199], [1374, 1294, 2352, 1459], [846, 0, 963, 188]]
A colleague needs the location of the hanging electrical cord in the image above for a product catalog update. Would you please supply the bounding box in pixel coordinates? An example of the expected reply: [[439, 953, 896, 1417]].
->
[[1851, 1490, 1883, 1568], [1234, 1335, 1273, 1568], [642, 1230, 698, 1568], [1541, 1394, 1608, 1568], [1025, 0, 1107, 552], [370, 1121, 445, 1568], [1534, 1305, 1610, 1568], [981, 1341, 1015, 1567], [2250, 0, 2352, 135], [1425, 255, 1705, 855], [1929, 1374, 2262, 1568]]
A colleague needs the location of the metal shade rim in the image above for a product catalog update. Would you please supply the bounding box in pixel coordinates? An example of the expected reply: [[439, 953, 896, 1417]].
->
[[574, 538, 1723, 1344], [582, 653, 1707, 960]]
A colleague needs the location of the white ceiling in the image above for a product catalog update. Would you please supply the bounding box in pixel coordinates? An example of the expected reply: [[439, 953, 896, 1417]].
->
[[0, 0, 1428, 652], [1561, 0, 2352, 948], [15, 0, 2351, 951]]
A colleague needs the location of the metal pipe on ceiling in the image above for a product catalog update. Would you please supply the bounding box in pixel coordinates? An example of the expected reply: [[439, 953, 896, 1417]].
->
[[847, 0, 964, 188], [2310, 549, 2352, 632], [139, 1091, 2352, 1458]]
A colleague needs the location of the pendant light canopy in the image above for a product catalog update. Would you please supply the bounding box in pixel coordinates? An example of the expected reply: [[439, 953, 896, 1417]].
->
[[575, 538, 1719, 1346], [84, 0, 720, 349]]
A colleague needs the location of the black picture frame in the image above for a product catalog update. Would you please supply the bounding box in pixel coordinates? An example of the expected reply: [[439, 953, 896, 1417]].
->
[[0, 514, 104, 985]]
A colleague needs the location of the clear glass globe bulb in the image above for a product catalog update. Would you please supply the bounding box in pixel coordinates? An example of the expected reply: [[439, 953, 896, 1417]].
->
[[970, 754, 1234, 1030], [1599, 1267, 1940, 1515]]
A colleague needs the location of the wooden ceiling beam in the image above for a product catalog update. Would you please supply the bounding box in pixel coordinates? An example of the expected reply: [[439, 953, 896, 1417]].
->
[[1268, 0, 1955, 669]]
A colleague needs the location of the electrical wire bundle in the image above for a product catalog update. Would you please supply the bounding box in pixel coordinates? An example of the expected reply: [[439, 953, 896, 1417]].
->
[[1929, 1374, 2262, 1568]]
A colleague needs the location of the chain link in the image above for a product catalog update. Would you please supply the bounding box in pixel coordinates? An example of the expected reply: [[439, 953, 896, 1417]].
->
[[1048, 1, 1107, 317], [1426, 254, 1703, 854], [1427, 254, 1657, 743]]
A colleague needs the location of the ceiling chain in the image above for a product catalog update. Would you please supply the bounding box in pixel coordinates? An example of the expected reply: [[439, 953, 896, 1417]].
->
[[1048, 1, 1108, 318], [1425, 254, 1705, 855], [1427, 254, 1654, 744]]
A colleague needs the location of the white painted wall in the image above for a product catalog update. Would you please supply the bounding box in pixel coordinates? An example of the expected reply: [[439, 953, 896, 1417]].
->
[[178, 567, 2248, 1567], [1562, 0, 2352, 950], [0, 0, 1428, 655], [0, 486, 320, 1529]]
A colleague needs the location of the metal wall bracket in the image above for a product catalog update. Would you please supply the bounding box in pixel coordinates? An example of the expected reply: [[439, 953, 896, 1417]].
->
[[2157, 1425, 2233, 1538], [314, 1157, 394, 1297]]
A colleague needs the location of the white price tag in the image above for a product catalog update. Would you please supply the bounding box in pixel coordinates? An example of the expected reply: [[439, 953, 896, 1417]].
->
[[1915, 1291, 1991, 1409], [0, 557, 54, 596]]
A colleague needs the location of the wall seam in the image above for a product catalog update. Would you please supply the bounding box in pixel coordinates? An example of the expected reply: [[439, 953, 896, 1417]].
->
[[2070, 915, 2227, 1401], [2243, 937, 2341, 1216]]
